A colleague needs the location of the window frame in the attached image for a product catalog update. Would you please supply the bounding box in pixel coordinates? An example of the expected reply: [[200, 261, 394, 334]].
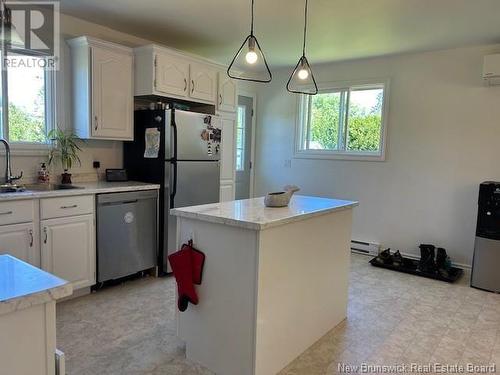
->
[[0, 51, 56, 155], [235, 105, 246, 172], [294, 78, 390, 161]]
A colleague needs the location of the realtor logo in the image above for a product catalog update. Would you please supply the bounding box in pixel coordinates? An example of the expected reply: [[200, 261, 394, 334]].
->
[[1, 1, 60, 70]]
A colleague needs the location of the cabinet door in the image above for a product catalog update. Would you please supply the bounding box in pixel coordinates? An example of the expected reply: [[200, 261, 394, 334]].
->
[[218, 74, 237, 112], [155, 52, 189, 97], [189, 62, 217, 103], [91, 46, 133, 140], [220, 184, 235, 202], [41, 215, 95, 290], [0, 223, 38, 267], [220, 115, 236, 181]]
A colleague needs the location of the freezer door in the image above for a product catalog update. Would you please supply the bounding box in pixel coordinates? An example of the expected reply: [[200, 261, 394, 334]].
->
[[168, 109, 220, 161], [471, 236, 500, 292]]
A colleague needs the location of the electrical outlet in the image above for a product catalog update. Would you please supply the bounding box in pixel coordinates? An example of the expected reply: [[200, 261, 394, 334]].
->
[[284, 159, 292, 168]]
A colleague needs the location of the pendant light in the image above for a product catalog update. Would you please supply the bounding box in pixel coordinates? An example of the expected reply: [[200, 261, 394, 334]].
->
[[227, 0, 272, 83], [287, 0, 318, 95]]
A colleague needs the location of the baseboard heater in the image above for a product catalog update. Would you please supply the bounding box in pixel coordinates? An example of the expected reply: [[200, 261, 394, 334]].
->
[[351, 240, 380, 256]]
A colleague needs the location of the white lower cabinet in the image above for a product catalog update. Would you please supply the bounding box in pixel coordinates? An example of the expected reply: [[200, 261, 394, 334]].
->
[[41, 214, 95, 290], [0, 222, 38, 267]]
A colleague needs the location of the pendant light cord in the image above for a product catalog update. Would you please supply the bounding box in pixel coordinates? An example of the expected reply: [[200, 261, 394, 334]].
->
[[250, 0, 255, 36], [302, 0, 308, 56]]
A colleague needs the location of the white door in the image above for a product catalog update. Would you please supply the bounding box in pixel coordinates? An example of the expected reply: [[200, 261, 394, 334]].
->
[[217, 75, 237, 112], [91, 46, 133, 140], [0, 223, 38, 267], [155, 52, 189, 97], [235, 96, 254, 200], [41, 215, 95, 290], [189, 63, 217, 103]]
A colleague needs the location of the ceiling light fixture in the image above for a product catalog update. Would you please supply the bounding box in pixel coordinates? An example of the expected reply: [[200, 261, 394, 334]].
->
[[227, 0, 272, 83], [287, 0, 318, 95]]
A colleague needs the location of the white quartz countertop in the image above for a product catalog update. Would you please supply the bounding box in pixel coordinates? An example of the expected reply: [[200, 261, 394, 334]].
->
[[171, 195, 358, 230], [0, 255, 73, 316], [0, 181, 160, 201]]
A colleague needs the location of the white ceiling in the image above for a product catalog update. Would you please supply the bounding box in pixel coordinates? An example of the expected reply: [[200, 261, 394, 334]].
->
[[60, 0, 500, 67]]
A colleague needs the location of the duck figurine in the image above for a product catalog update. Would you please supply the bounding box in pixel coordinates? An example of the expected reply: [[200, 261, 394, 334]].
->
[[264, 185, 301, 207]]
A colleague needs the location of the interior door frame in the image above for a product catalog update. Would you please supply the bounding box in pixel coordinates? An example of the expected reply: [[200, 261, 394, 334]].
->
[[237, 89, 257, 198]]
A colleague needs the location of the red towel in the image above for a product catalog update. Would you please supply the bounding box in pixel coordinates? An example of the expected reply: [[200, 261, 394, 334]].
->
[[168, 240, 205, 312]]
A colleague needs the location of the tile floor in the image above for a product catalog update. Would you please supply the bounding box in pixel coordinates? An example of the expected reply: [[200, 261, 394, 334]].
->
[[57, 254, 500, 374]]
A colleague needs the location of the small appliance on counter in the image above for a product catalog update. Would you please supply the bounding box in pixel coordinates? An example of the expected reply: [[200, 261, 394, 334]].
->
[[471, 181, 500, 292], [105, 168, 128, 182]]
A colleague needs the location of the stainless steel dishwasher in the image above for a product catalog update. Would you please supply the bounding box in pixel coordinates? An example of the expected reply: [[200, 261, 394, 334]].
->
[[96, 190, 157, 283]]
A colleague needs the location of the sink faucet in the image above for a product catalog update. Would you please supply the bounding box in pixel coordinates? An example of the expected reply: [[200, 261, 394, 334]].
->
[[0, 138, 22, 185]]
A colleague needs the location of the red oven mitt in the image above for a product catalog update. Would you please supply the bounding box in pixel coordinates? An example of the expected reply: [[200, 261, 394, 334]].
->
[[182, 240, 205, 285], [168, 248, 199, 312]]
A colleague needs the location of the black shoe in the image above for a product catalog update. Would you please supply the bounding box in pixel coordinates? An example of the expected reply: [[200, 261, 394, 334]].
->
[[419, 244, 436, 273], [375, 248, 393, 265], [393, 250, 403, 267], [436, 248, 450, 277]]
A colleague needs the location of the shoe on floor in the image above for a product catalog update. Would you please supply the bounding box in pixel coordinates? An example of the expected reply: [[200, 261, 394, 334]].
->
[[375, 248, 393, 265]]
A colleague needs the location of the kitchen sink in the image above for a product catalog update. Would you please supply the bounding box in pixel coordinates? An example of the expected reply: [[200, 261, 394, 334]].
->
[[23, 183, 84, 191], [0, 184, 25, 193]]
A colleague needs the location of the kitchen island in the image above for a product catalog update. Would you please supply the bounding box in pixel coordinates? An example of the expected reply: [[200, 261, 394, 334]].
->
[[171, 195, 358, 375], [0, 255, 73, 374]]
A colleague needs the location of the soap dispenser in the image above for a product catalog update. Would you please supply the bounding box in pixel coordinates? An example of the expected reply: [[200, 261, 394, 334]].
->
[[37, 162, 50, 184]]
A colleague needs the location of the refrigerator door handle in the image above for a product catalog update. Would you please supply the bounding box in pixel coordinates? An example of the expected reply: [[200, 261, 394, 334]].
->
[[171, 110, 178, 161], [170, 161, 177, 208]]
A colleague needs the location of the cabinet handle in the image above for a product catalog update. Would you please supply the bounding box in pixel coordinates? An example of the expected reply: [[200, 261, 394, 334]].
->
[[0, 210, 13, 215], [28, 229, 33, 247], [94, 115, 98, 131], [183, 78, 187, 92], [60, 204, 78, 209], [43, 227, 48, 244], [219, 94, 222, 106], [191, 80, 195, 94]]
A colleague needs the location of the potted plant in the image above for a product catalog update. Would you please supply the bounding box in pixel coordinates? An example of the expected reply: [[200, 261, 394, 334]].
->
[[48, 128, 83, 184]]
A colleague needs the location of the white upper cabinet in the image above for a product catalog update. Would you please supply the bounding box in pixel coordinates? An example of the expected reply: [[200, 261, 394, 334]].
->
[[217, 74, 237, 113], [134, 45, 220, 105], [189, 62, 217, 102], [68, 36, 134, 141], [155, 52, 189, 97]]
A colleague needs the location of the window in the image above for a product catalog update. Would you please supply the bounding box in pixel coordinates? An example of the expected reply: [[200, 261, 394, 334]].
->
[[236, 105, 246, 171], [296, 80, 388, 160], [0, 53, 54, 146]]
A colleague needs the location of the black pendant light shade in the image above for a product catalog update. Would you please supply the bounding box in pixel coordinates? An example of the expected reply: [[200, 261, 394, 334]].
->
[[287, 0, 317, 95], [227, 0, 272, 83], [287, 55, 317, 94]]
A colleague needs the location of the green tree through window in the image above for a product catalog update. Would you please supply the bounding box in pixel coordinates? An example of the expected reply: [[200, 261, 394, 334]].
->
[[303, 84, 386, 157]]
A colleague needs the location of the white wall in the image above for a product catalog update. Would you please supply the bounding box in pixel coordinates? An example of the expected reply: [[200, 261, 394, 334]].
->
[[254, 44, 500, 266], [0, 13, 152, 183]]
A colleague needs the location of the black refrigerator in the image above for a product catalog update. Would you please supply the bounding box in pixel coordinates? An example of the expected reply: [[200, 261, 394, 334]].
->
[[124, 109, 221, 274]]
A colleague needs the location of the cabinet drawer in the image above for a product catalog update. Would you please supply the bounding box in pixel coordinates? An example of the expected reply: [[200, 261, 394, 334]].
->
[[41, 195, 94, 219], [0, 200, 34, 225]]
